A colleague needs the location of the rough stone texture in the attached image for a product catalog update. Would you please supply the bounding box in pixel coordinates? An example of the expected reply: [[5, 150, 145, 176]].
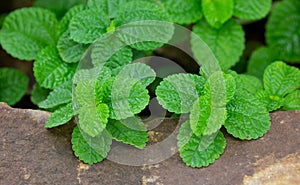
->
[[0, 102, 299, 185]]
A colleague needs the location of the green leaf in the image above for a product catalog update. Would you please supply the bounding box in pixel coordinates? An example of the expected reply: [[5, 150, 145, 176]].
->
[[266, 0, 300, 62], [58, 5, 86, 36], [189, 72, 234, 136], [72, 126, 112, 164], [235, 74, 263, 95], [233, 0, 272, 20], [70, 9, 110, 44], [264, 61, 300, 97], [255, 90, 283, 112], [115, 63, 156, 86], [0, 68, 29, 105], [33, 46, 77, 89], [192, 20, 245, 70], [57, 30, 89, 63], [178, 121, 226, 168], [201, 0, 234, 28], [115, 0, 172, 51], [0, 14, 6, 28], [75, 79, 97, 107], [160, 0, 202, 24], [106, 118, 148, 149], [45, 103, 74, 128], [0, 8, 58, 60], [87, 0, 129, 19], [225, 90, 271, 140], [38, 80, 72, 109], [156, 73, 205, 114], [283, 90, 300, 110], [247, 47, 279, 80], [30, 83, 51, 105], [34, 0, 85, 19], [103, 47, 133, 73]]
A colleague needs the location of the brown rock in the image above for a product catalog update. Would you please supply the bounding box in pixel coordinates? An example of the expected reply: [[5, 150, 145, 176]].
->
[[0, 102, 299, 185]]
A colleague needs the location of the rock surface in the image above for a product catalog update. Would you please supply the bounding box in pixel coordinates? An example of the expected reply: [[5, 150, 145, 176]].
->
[[0, 102, 299, 185]]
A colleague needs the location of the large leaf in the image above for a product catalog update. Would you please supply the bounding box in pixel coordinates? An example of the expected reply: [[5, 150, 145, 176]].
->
[[156, 73, 205, 114], [266, 0, 300, 62], [160, 0, 202, 24], [57, 30, 89, 63], [38, 80, 72, 109], [264, 61, 300, 97], [178, 121, 226, 168], [201, 0, 234, 28], [106, 118, 148, 149], [72, 126, 112, 164], [192, 20, 245, 70], [45, 103, 74, 128], [69, 9, 110, 44], [233, 0, 272, 20], [283, 90, 300, 110], [247, 47, 279, 80], [0, 68, 29, 105], [0, 8, 58, 60], [30, 83, 51, 105], [34, 0, 85, 19], [87, 0, 129, 19], [225, 90, 271, 140], [235, 74, 263, 95], [33, 46, 77, 89]]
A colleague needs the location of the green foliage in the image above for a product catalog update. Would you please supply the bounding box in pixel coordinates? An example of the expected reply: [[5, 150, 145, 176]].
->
[[233, 0, 272, 20], [0, 68, 29, 105], [283, 90, 300, 110], [266, 0, 300, 62], [31, 84, 51, 105], [192, 20, 245, 70], [87, 0, 129, 19], [45, 103, 74, 128], [0, 8, 58, 60], [0, 14, 6, 28]]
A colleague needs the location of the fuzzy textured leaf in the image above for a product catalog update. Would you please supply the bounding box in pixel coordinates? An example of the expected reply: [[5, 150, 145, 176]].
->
[[266, 0, 300, 62], [233, 0, 272, 20], [192, 20, 245, 70], [225, 90, 271, 140], [31, 83, 51, 105], [87, 0, 129, 19], [160, 0, 202, 24], [283, 90, 300, 110], [34, 46, 77, 89], [202, 0, 234, 28], [106, 118, 148, 149], [235, 74, 263, 95], [45, 103, 74, 128], [70, 9, 110, 44], [72, 126, 112, 164], [178, 121, 226, 168], [0, 68, 29, 105], [247, 47, 279, 80], [103, 47, 133, 73], [0, 8, 58, 60], [38, 80, 72, 109], [156, 73, 205, 114], [57, 30, 89, 63]]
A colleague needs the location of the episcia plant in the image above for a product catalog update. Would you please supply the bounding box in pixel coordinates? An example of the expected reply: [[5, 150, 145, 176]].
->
[[0, 0, 299, 167]]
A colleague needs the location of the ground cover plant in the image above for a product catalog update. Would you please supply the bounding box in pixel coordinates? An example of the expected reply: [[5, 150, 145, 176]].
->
[[0, 0, 300, 167]]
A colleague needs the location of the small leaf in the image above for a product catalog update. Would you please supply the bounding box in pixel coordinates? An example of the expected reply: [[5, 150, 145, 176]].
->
[[266, 0, 300, 62], [70, 9, 110, 44], [264, 61, 300, 97], [283, 90, 300, 110], [33, 46, 77, 89], [160, 0, 202, 24], [106, 118, 148, 149], [235, 74, 263, 95], [192, 20, 245, 70], [87, 0, 129, 19], [72, 126, 112, 164], [31, 83, 51, 105], [45, 103, 74, 128], [38, 80, 72, 109], [247, 47, 279, 80], [255, 90, 283, 112], [225, 90, 271, 140], [178, 121, 226, 168], [58, 5, 86, 36], [156, 73, 205, 114], [233, 0, 272, 20], [0, 68, 29, 105], [57, 30, 89, 63], [0, 8, 58, 60], [202, 0, 234, 28]]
